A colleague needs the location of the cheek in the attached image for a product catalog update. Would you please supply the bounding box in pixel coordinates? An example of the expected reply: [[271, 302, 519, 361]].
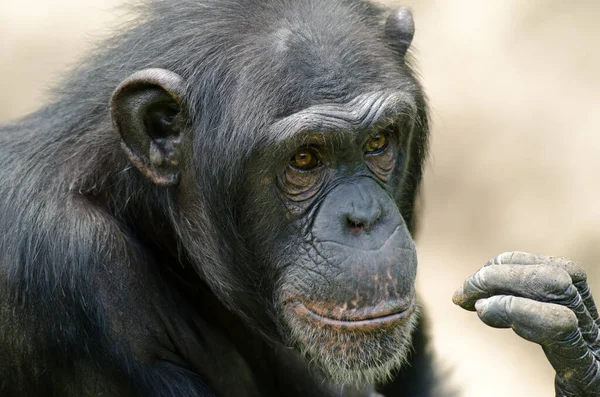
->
[[242, 177, 286, 235]]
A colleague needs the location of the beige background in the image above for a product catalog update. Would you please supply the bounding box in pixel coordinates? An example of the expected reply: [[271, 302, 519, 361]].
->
[[2, 1, 600, 396]]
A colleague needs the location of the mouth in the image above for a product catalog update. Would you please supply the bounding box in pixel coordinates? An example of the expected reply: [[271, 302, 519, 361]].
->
[[290, 294, 416, 331]]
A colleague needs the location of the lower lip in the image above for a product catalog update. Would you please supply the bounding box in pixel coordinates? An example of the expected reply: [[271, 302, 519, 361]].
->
[[292, 296, 416, 331]]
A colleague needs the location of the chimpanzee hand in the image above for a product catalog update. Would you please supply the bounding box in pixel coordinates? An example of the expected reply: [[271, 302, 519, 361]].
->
[[453, 252, 600, 397]]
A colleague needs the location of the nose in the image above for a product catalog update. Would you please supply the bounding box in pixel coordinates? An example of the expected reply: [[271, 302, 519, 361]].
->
[[345, 200, 381, 233], [337, 181, 386, 237], [311, 178, 403, 251]]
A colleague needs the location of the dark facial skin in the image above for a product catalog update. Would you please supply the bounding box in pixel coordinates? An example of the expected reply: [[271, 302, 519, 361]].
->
[[240, 92, 420, 385]]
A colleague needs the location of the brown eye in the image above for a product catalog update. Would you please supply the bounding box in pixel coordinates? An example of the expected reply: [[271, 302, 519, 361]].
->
[[289, 149, 320, 171], [364, 133, 388, 154]]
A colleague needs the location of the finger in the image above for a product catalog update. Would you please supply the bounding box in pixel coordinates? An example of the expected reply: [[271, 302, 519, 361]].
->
[[453, 264, 572, 310], [453, 264, 600, 346], [486, 251, 599, 323], [474, 296, 577, 343], [475, 296, 600, 393]]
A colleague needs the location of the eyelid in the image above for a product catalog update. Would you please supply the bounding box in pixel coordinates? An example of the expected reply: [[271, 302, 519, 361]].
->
[[288, 145, 321, 158], [288, 162, 324, 173]]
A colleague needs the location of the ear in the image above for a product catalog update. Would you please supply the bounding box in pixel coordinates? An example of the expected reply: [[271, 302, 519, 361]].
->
[[385, 7, 415, 58], [111, 68, 186, 186]]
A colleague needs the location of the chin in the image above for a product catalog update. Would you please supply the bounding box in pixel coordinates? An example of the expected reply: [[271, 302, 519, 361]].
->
[[280, 297, 420, 387]]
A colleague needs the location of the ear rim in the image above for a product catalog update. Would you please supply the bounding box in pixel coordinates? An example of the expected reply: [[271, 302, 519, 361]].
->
[[110, 68, 185, 187], [385, 7, 415, 58]]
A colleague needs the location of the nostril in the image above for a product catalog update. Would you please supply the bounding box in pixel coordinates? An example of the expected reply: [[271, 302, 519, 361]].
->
[[344, 205, 382, 234], [347, 218, 365, 233]]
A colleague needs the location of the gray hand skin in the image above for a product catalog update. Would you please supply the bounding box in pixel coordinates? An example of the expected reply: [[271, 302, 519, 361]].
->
[[453, 252, 600, 397]]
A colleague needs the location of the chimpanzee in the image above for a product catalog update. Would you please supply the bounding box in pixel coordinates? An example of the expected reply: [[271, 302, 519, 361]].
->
[[0, 1, 598, 396]]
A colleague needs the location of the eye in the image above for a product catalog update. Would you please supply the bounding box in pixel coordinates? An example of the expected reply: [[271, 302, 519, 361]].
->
[[364, 133, 389, 155], [289, 149, 321, 171]]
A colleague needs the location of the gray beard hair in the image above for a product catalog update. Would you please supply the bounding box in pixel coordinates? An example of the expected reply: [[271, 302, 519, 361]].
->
[[281, 306, 420, 388]]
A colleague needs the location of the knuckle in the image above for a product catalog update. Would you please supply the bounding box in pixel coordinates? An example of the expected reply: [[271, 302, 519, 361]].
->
[[543, 256, 587, 283], [531, 266, 573, 297], [563, 261, 587, 284], [561, 310, 578, 330], [549, 305, 578, 336]]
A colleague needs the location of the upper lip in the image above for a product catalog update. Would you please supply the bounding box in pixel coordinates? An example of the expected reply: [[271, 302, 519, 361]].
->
[[290, 294, 416, 330]]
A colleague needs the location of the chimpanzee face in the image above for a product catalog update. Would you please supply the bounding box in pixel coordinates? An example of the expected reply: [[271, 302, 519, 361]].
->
[[242, 91, 421, 386]]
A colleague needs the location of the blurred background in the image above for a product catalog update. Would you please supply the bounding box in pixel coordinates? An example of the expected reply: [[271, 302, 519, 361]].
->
[[2, 0, 599, 395]]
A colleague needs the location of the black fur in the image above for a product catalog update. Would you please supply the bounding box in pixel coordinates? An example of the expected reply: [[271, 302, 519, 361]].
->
[[0, 0, 437, 396]]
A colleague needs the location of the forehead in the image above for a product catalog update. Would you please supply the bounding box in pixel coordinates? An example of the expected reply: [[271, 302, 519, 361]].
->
[[230, 1, 412, 116]]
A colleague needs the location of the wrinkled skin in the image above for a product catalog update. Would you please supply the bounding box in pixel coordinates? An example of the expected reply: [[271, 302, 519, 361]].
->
[[454, 251, 600, 396]]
